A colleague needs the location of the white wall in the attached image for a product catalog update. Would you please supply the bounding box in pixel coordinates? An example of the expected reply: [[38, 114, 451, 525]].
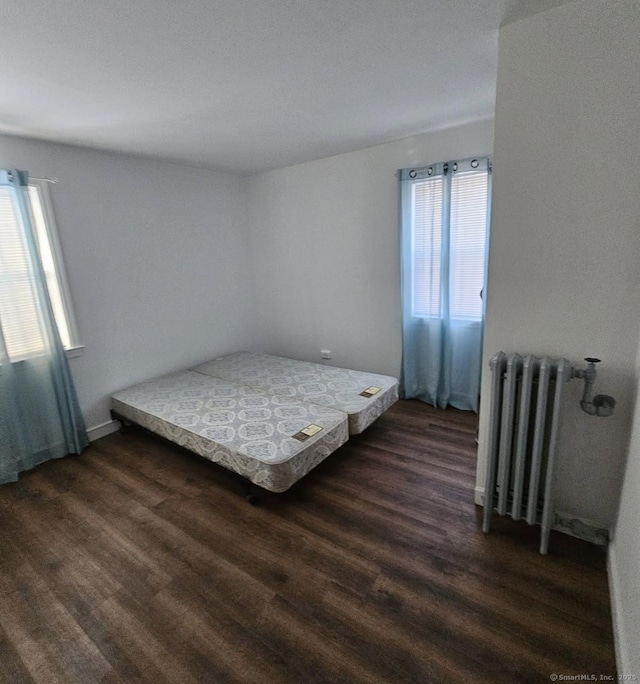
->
[[0, 136, 262, 434], [0, 120, 494, 438], [476, 0, 640, 528], [246, 119, 494, 377], [609, 328, 640, 676]]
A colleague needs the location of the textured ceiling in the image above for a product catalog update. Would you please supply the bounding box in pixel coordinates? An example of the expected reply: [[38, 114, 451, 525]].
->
[[0, 0, 570, 174]]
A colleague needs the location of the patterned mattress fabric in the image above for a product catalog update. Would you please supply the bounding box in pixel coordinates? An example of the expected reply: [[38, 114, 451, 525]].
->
[[110, 370, 349, 493], [191, 352, 399, 434]]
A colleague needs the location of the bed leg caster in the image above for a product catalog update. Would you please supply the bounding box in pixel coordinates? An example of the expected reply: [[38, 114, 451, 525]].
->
[[243, 483, 262, 505], [110, 410, 132, 433]]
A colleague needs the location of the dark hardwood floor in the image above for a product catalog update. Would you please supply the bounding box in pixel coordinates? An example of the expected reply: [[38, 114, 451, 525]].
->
[[0, 400, 616, 683]]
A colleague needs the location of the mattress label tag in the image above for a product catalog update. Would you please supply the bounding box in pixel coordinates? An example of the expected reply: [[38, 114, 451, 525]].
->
[[292, 424, 323, 441], [360, 386, 381, 398]]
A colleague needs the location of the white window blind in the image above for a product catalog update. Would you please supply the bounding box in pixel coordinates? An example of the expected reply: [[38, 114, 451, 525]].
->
[[0, 182, 76, 360], [411, 177, 443, 318], [449, 170, 489, 320], [410, 165, 489, 321]]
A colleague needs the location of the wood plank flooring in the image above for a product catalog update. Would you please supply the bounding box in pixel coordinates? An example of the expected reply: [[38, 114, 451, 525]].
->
[[0, 400, 616, 683]]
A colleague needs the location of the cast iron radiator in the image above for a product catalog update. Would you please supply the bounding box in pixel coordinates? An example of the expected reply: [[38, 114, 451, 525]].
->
[[481, 352, 573, 554]]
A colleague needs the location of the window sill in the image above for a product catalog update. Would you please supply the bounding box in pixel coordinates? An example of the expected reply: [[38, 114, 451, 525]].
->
[[1, 346, 84, 373], [65, 345, 85, 359], [412, 316, 482, 324]]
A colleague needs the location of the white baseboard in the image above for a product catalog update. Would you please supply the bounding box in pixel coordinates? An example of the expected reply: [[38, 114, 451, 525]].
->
[[474, 486, 609, 546], [608, 543, 630, 676], [475, 485, 485, 506], [87, 419, 119, 442]]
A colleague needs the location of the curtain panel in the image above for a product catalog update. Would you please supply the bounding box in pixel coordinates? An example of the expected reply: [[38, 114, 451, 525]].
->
[[398, 157, 491, 412], [0, 169, 88, 484]]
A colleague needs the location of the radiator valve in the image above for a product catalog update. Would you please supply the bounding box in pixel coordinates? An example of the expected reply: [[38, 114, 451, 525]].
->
[[573, 358, 616, 417]]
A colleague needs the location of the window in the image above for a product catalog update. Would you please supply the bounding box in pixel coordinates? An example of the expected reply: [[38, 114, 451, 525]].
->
[[410, 162, 490, 321], [0, 179, 81, 360], [399, 157, 491, 410]]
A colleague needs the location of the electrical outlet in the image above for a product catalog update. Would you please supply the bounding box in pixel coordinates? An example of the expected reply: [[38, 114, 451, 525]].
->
[[320, 349, 332, 360]]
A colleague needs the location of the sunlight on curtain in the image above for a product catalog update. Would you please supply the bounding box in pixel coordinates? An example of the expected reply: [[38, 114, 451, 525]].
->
[[399, 157, 491, 411], [0, 169, 87, 484]]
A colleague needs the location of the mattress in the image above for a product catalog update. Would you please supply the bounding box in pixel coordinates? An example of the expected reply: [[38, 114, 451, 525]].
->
[[191, 352, 398, 434], [111, 370, 349, 493]]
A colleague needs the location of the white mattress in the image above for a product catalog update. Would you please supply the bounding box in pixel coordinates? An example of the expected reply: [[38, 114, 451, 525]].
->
[[191, 352, 398, 434], [111, 370, 348, 492]]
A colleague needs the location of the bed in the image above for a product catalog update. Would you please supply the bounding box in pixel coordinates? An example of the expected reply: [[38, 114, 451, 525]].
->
[[110, 353, 398, 494], [111, 370, 349, 492], [191, 352, 398, 434]]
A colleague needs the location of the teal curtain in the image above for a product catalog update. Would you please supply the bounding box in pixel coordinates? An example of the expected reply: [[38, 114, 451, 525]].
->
[[0, 169, 88, 484], [399, 157, 491, 412]]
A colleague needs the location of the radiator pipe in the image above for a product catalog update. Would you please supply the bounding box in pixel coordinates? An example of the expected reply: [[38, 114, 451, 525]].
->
[[572, 358, 616, 417]]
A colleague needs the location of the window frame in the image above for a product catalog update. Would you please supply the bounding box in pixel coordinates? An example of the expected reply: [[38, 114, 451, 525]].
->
[[26, 179, 83, 358], [406, 162, 490, 324]]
